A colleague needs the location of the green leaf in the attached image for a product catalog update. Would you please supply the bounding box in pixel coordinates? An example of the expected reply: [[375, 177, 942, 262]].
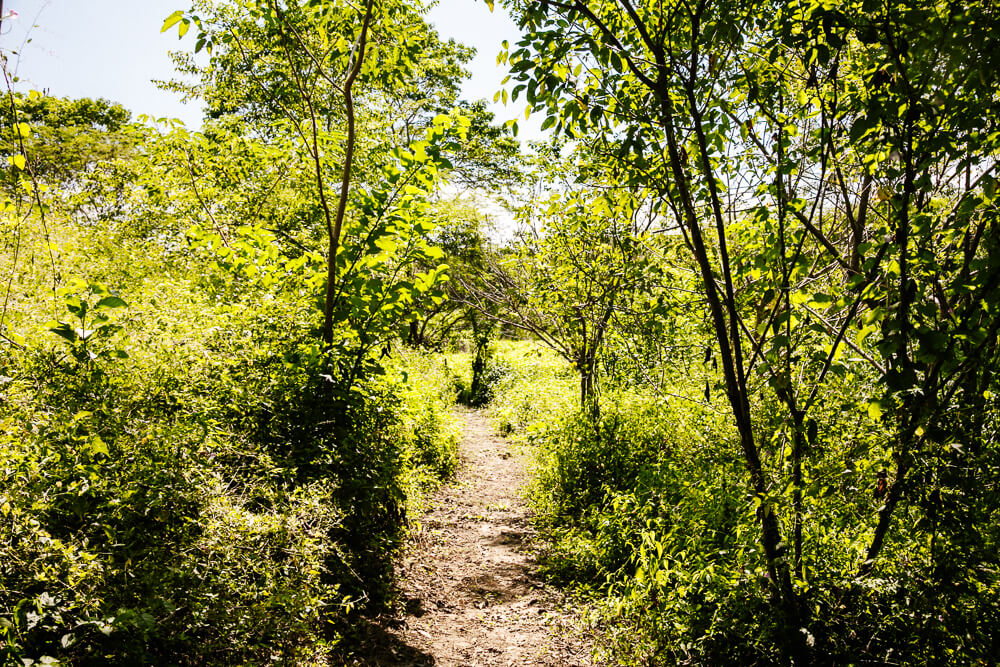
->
[[609, 51, 623, 72], [375, 237, 398, 253], [89, 436, 109, 457], [64, 296, 86, 317], [161, 10, 184, 33], [849, 115, 875, 144], [95, 296, 128, 310], [49, 323, 79, 344], [984, 176, 997, 201]]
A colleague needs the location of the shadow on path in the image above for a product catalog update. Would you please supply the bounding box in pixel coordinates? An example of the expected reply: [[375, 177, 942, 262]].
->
[[342, 619, 436, 666]]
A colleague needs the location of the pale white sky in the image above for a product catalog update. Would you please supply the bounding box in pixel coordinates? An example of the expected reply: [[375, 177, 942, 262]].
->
[[0, 0, 543, 138]]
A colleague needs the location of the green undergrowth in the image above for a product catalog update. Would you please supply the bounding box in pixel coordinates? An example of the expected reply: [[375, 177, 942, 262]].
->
[[473, 340, 577, 440], [524, 389, 758, 664], [392, 348, 462, 513], [486, 358, 1000, 665], [0, 219, 459, 665]]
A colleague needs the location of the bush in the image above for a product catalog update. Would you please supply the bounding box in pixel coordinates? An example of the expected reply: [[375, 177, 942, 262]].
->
[[527, 390, 741, 586], [482, 340, 576, 437], [514, 372, 1000, 665], [394, 348, 461, 501], [0, 279, 460, 665]]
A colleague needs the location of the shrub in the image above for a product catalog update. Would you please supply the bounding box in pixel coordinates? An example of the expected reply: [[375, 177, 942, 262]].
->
[[393, 348, 461, 506], [0, 280, 460, 665], [515, 373, 1000, 665], [484, 340, 576, 437]]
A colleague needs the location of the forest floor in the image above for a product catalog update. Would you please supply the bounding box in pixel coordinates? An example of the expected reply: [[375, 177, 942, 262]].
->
[[348, 408, 598, 666]]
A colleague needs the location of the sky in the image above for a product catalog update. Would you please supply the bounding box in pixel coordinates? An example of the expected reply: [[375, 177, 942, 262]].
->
[[0, 0, 543, 138]]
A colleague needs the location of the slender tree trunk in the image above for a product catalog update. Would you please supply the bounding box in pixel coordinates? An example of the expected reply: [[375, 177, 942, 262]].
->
[[579, 364, 593, 408], [408, 320, 420, 346], [322, 0, 374, 346], [851, 173, 873, 274], [470, 349, 485, 403], [792, 410, 805, 575], [862, 110, 918, 575], [656, 72, 805, 664]]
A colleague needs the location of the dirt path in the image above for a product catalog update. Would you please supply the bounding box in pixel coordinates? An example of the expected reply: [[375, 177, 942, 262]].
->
[[351, 408, 596, 666]]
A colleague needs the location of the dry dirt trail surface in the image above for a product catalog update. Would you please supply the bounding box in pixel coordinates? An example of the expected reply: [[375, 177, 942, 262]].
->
[[350, 408, 597, 666]]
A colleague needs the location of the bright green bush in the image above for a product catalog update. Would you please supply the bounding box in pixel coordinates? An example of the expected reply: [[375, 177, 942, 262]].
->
[[0, 267, 460, 664], [515, 370, 1000, 665], [527, 390, 742, 584], [0, 343, 342, 664], [395, 349, 461, 481], [483, 340, 576, 439]]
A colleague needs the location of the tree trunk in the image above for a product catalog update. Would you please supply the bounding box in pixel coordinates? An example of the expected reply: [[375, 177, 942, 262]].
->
[[321, 0, 374, 346]]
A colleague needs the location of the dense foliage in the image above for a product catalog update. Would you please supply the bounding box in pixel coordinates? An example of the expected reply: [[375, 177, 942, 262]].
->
[[3, 0, 999, 664], [0, 0, 490, 662], [477, 0, 1000, 663]]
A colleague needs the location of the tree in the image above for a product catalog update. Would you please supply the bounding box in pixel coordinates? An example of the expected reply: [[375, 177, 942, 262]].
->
[[0, 94, 138, 192], [503, 0, 1000, 659], [166, 0, 470, 351], [463, 142, 657, 409]]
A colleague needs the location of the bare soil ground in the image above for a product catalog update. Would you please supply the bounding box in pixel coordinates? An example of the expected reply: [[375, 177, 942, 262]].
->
[[347, 408, 597, 666]]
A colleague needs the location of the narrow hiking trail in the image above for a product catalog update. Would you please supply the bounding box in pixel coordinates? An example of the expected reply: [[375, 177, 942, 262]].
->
[[355, 408, 597, 666]]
